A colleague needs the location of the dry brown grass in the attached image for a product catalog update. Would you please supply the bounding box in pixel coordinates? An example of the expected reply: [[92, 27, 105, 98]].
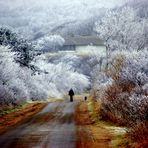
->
[[106, 54, 125, 81], [0, 102, 47, 135], [99, 85, 148, 146], [91, 54, 148, 147], [128, 122, 148, 147], [75, 102, 94, 125], [75, 100, 112, 148]]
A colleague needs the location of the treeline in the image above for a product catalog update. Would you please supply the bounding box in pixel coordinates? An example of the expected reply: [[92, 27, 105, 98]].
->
[[91, 2, 148, 146], [0, 27, 90, 109]]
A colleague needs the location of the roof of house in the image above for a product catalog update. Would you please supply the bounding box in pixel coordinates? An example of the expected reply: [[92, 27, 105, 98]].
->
[[63, 36, 104, 46]]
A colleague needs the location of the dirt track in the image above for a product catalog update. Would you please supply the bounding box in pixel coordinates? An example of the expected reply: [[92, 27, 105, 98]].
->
[[0, 99, 127, 148], [75, 101, 112, 148], [0, 101, 78, 148]]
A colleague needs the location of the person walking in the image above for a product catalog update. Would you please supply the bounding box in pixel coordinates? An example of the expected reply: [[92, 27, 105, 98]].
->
[[69, 89, 74, 102], [84, 96, 87, 101]]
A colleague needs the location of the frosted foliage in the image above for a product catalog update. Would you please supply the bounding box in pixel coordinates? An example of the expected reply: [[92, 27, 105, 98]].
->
[[101, 50, 148, 95], [0, 46, 90, 105], [95, 7, 148, 52], [96, 78, 113, 100], [48, 52, 107, 78], [0, 0, 123, 40], [0, 46, 29, 104], [53, 54, 80, 68], [35, 35, 65, 52], [91, 1, 148, 125], [102, 92, 148, 123], [92, 50, 148, 123], [33, 60, 90, 95], [120, 50, 148, 87], [143, 84, 148, 94]]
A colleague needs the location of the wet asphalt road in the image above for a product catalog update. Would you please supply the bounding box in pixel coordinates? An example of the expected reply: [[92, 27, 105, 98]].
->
[[0, 100, 78, 148]]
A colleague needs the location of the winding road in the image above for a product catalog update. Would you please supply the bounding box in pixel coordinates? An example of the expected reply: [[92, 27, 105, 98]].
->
[[0, 100, 78, 148]]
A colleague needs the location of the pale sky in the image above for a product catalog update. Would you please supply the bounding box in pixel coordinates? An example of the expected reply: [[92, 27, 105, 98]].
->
[[0, 0, 124, 9]]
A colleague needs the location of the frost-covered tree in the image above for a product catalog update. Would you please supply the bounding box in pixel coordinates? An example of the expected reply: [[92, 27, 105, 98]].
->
[[0, 44, 90, 106], [0, 0, 122, 40], [33, 57, 90, 96], [95, 7, 148, 53], [0, 46, 29, 105], [92, 49, 148, 124], [0, 27, 34, 67], [126, 0, 148, 18], [35, 35, 65, 52]]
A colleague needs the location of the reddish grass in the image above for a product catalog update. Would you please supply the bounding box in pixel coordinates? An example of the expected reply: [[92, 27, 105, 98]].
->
[[75, 101, 112, 148], [0, 102, 47, 135], [128, 122, 148, 142]]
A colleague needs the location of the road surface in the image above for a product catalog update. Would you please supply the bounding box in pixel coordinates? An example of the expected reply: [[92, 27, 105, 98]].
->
[[0, 100, 78, 148]]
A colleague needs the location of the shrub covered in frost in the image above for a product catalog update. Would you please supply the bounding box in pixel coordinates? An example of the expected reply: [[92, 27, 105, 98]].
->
[[93, 50, 148, 125], [0, 27, 34, 67], [0, 45, 90, 106], [35, 35, 65, 52]]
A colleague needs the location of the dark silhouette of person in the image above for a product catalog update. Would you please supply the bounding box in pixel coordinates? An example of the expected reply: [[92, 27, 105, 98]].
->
[[69, 89, 74, 102], [84, 96, 87, 101]]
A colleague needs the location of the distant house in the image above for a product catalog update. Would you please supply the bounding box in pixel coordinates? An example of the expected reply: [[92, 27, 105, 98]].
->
[[61, 35, 105, 51]]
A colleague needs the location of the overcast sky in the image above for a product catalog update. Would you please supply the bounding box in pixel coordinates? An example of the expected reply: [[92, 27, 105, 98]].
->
[[0, 0, 124, 9]]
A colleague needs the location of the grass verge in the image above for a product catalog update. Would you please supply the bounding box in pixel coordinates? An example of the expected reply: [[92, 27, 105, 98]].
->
[[0, 102, 47, 135], [87, 97, 130, 148]]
